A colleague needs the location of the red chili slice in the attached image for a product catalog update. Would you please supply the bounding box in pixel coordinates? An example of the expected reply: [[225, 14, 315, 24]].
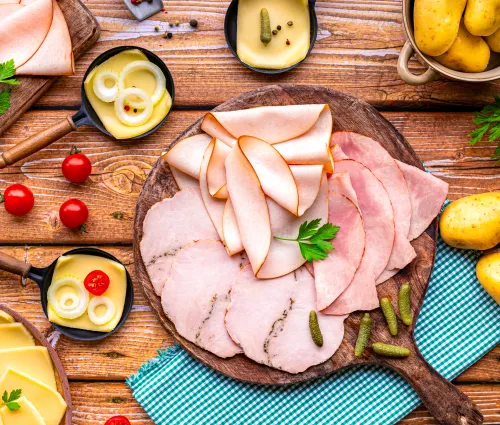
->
[[84, 270, 110, 296]]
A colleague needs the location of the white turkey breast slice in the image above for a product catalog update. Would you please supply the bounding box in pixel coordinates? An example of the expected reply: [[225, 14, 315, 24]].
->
[[226, 265, 347, 374], [140, 187, 219, 296], [162, 134, 213, 179], [170, 166, 198, 190], [162, 240, 245, 358]]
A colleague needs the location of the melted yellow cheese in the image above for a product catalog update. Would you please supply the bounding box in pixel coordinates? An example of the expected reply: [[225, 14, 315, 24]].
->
[[237, 0, 310, 69], [0, 323, 35, 349], [0, 347, 56, 390], [84, 49, 172, 139], [0, 369, 66, 425], [0, 397, 45, 425], [48, 254, 127, 333], [0, 312, 14, 324]]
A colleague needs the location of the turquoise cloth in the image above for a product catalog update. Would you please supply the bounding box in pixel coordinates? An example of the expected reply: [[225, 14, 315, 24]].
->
[[128, 234, 500, 425]]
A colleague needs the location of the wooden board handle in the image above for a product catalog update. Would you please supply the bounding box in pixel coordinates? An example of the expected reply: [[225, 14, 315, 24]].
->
[[0, 251, 32, 277], [0, 116, 77, 169], [388, 350, 483, 425]]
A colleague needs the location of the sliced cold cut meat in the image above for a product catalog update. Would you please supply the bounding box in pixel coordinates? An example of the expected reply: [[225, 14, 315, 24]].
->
[[396, 160, 449, 240], [170, 166, 198, 190], [162, 240, 245, 358], [207, 139, 231, 199], [140, 187, 219, 295], [222, 198, 244, 256], [327, 172, 359, 206], [290, 164, 324, 216], [163, 134, 213, 179], [226, 265, 346, 374], [314, 193, 365, 311]]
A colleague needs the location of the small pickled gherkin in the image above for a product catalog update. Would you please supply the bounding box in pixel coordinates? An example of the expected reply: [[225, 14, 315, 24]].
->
[[372, 342, 410, 358], [309, 310, 323, 347], [354, 313, 372, 357], [260, 8, 272, 45], [398, 282, 413, 326], [380, 297, 398, 336]]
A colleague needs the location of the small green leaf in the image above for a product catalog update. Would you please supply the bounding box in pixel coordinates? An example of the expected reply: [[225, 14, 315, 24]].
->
[[6, 401, 20, 412], [469, 95, 500, 160], [1, 389, 22, 412], [0, 59, 16, 83], [0, 88, 11, 115]]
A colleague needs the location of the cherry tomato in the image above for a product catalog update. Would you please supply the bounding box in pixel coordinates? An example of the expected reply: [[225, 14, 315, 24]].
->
[[104, 416, 131, 425], [1, 184, 34, 216], [59, 199, 88, 229], [62, 148, 92, 183], [84, 270, 110, 295]]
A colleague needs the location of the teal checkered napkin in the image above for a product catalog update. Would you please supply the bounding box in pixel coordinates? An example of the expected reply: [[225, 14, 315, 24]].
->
[[128, 234, 500, 425]]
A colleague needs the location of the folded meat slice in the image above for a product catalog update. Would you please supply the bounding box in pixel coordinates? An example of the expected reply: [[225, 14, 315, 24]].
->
[[207, 139, 231, 199], [226, 265, 346, 374], [314, 193, 365, 311], [0, 3, 23, 20], [170, 166, 198, 190], [162, 134, 213, 179], [290, 164, 324, 216], [162, 240, 245, 358], [222, 198, 244, 256], [327, 172, 359, 206], [140, 187, 219, 295], [396, 160, 449, 240], [324, 160, 394, 315], [257, 172, 328, 279], [331, 131, 415, 272]]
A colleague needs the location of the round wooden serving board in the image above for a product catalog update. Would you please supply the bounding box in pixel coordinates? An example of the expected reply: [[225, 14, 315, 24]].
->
[[0, 304, 72, 425], [134, 85, 482, 425]]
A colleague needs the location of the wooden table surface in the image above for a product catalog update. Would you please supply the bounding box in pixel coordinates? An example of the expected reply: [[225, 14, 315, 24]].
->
[[0, 1, 499, 423]]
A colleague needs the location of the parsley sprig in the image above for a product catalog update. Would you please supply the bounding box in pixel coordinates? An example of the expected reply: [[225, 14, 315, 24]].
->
[[274, 219, 340, 262], [0, 59, 20, 116], [2, 389, 22, 412], [470, 94, 500, 161]]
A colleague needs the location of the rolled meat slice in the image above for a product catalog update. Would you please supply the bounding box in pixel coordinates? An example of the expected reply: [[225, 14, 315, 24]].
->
[[207, 139, 231, 199], [222, 198, 244, 256], [162, 240, 245, 358], [226, 265, 347, 374], [140, 187, 219, 295], [396, 160, 449, 240], [162, 134, 213, 179]]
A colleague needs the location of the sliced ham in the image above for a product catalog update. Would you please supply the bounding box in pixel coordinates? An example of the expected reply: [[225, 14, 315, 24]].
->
[[222, 198, 244, 256], [327, 172, 359, 206], [201, 104, 328, 146], [0, 4, 23, 21], [207, 139, 231, 199], [163, 134, 213, 179], [290, 164, 324, 216], [323, 160, 394, 315], [226, 265, 346, 374], [396, 160, 449, 240], [162, 240, 245, 358], [257, 172, 328, 279], [0, 0, 21, 3], [140, 187, 219, 296], [331, 131, 416, 272], [314, 193, 366, 311], [170, 166, 198, 190]]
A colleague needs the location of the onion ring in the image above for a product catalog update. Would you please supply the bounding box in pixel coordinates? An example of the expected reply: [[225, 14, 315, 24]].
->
[[114, 87, 154, 127], [118, 60, 166, 106], [92, 70, 119, 103], [87, 296, 116, 325], [47, 276, 89, 319]]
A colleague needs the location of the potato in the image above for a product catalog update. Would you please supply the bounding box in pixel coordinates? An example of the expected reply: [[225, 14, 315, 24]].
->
[[434, 21, 491, 72], [464, 0, 500, 37], [476, 251, 500, 305], [414, 0, 467, 56], [486, 28, 500, 52], [440, 191, 500, 250]]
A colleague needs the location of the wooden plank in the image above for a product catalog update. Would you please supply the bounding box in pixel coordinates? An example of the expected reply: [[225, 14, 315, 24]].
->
[[0, 110, 497, 244], [31, 0, 500, 109], [69, 381, 500, 424], [0, 246, 498, 382]]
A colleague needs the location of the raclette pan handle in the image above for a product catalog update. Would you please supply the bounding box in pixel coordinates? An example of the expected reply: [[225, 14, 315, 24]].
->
[[0, 116, 77, 169], [0, 251, 32, 278]]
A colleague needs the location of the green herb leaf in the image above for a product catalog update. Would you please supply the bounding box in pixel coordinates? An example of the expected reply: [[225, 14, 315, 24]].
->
[[469, 95, 500, 161], [0, 60, 19, 86], [2, 389, 22, 411], [275, 219, 340, 262], [0, 88, 11, 115]]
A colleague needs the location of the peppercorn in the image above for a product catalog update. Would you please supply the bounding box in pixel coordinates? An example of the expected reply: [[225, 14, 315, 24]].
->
[[287, 21, 293, 26], [277, 25, 282, 30], [272, 29, 278, 35], [175, 20, 180, 26], [134, 109, 138, 113], [286, 39, 290, 45], [167, 32, 173, 38], [190, 19, 198, 28], [169, 22, 173, 27], [154, 26, 159, 32]]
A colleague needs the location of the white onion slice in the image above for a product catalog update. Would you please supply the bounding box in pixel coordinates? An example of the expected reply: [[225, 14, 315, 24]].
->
[[114, 87, 153, 127], [88, 296, 116, 325], [92, 70, 119, 103], [47, 277, 89, 319], [118, 60, 166, 106]]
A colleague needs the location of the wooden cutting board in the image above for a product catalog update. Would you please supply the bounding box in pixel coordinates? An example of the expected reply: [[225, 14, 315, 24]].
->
[[0, 0, 100, 137], [133, 85, 483, 425]]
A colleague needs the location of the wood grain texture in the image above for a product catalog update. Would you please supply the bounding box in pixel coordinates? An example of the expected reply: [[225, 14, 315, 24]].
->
[[0, 0, 100, 136], [25, 0, 500, 109]]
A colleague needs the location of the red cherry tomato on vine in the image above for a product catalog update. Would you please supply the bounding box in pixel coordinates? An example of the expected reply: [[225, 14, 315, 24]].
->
[[62, 147, 92, 183], [104, 416, 131, 425], [59, 199, 88, 229], [1, 184, 34, 216], [84, 270, 110, 295]]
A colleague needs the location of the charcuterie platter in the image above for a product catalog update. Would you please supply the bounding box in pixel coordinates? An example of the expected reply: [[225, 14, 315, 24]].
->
[[133, 85, 482, 425]]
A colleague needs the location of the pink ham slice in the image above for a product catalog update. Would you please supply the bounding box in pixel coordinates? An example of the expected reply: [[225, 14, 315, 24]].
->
[[162, 240, 244, 358], [314, 193, 366, 311], [331, 132, 416, 273], [327, 172, 359, 206], [170, 166, 198, 190], [396, 160, 449, 240], [140, 187, 219, 296], [323, 160, 394, 315], [163, 134, 213, 179], [226, 265, 346, 374]]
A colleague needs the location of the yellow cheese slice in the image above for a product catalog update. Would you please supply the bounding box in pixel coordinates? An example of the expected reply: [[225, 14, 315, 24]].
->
[[84, 49, 172, 140], [0, 369, 66, 425], [236, 0, 310, 69], [0, 323, 35, 349], [0, 396, 45, 425], [0, 347, 56, 390], [0, 312, 14, 324], [48, 254, 127, 333]]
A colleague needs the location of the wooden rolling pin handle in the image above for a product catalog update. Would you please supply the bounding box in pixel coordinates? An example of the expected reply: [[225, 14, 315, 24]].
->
[[0, 116, 77, 169], [0, 251, 32, 278]]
